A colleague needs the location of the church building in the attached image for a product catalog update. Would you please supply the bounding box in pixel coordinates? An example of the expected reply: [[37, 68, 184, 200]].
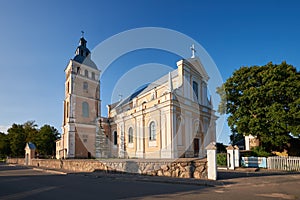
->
[[56, 36, 217, 159]]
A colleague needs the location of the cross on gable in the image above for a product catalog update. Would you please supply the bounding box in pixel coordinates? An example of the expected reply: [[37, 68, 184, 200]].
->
[[190, 44, 196, 58]]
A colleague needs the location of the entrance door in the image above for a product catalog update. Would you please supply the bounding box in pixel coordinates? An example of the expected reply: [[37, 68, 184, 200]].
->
[[193, 138, 199, 157]]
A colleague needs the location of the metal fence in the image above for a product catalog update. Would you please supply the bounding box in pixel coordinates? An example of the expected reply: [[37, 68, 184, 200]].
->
[[267, 156, 300, 171]]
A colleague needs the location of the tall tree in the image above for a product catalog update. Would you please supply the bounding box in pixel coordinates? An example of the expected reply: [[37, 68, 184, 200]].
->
[[7, 124, 26, 157], [35, 125, 60, 156], [23, 120, 38, 143], [0, 132, 10, 158], [217, 62, 300, 152]]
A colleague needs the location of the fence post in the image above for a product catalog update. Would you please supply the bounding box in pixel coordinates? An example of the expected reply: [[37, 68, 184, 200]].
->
[[226, 145, 235, 170], [206, 142, 217, 180]]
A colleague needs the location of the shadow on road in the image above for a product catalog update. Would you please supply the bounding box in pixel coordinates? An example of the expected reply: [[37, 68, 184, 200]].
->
[[0, 162, 214, 200], [218, 169, 300, 180]]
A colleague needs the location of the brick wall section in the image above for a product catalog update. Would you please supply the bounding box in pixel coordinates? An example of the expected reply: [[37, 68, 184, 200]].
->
[[7, 158, 208, 179]]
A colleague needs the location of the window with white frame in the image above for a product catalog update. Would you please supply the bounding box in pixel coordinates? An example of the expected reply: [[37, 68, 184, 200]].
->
[[192, 81, 199, 101], [128, 127, 133, 143], [149, 121, 156, 141]]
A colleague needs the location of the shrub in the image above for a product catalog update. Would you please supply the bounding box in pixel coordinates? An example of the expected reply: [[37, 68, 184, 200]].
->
[[217, 153, 227, 166], [251, 146, 271, 157]]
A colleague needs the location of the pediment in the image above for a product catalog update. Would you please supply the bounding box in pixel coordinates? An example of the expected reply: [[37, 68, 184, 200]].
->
[[186, 57, 209, 82]]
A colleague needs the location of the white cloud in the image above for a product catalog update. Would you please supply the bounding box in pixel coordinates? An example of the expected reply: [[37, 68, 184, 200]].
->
[[0, 125, 9, 133]]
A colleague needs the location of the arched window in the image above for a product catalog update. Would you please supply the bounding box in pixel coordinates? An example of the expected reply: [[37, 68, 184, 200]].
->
[[128, 127, 133, 143], [83, 82, 88, 90], [149, 121, 156, 141], [193, 81, 199, 101], [82, 102, 89, 118], [92, 72, 95, 80], [113, 131, 117, 145], [84, 69, 88, 78]]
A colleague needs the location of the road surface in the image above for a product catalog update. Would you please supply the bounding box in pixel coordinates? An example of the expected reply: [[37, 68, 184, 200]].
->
[[0, 163, 299, 199]]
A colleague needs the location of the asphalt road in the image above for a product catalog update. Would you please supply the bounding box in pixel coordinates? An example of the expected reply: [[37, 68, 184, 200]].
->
[[1, 163, 300, 200]]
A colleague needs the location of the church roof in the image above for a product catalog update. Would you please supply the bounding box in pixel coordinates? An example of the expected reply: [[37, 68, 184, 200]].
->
[[114, 69, 178, 109], [109, 101, 121, 110], [73, 55, 98, 69], [72, 36, 98, 69]]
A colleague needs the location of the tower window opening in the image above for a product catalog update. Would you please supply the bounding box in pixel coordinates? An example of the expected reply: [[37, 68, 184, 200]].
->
[[113, 131, 117, 145], [83, 82, 88, 91]]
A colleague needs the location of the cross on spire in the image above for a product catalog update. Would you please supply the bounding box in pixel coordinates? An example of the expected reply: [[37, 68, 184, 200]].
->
[[119, 94, 123, 101], [190, 44, 196, 58], [81, 31, 84, 38]]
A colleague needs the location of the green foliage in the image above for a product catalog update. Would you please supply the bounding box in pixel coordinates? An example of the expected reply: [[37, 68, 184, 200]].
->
[[217, 62, 300, 152], [8, 124, 27, 157], [34, 125, 60, 156], [0, 132, 10, 158], [251, 146, 272, 157], [217, 153, 227, 166], [4, 121, 60, 158], [216, 143, 227, 153]]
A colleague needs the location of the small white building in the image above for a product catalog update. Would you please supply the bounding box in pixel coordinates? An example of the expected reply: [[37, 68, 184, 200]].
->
[[25, 142, 36, 165]]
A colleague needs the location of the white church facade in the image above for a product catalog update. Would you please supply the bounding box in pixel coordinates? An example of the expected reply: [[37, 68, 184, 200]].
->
[[56, 36, 217, 159]]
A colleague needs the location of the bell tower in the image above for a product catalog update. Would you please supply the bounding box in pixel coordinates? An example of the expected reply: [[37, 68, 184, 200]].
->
[[61, 34, 101, 158]]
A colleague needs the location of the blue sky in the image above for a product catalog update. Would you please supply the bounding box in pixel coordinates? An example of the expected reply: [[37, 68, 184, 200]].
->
[[0, 0, 299, 144]]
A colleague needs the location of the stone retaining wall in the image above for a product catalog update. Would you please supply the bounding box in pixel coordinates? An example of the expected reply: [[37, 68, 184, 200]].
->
[[6, 158, 25, 165], [7, 158, 208, 179]]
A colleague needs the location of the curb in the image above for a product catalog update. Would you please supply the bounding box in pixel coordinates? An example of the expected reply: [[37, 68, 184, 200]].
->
[[32, 167, 67, 175]]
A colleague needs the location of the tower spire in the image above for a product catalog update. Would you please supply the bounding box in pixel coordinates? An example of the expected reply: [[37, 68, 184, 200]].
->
[[72, 33, 98, 69]]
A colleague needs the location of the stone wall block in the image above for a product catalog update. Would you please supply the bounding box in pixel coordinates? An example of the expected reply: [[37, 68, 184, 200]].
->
[[163, 171, 171, 177], [7, 158, 209, 179]]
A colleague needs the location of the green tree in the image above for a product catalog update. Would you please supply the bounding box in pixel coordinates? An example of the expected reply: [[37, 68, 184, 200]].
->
[[35, 125, 60, 156], [217, 62, 300, 152], [4, 121, 60, 158], [23, 121, 38, 143], [0, 132, 10, 158], [7, 124, 26, 157]]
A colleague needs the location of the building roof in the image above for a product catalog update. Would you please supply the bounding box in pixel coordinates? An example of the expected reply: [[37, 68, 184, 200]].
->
[[113, 69, 178, 109], [73, 36, 98, 69], [26, 142, 36, 150], [73, 55, 98, 69]]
